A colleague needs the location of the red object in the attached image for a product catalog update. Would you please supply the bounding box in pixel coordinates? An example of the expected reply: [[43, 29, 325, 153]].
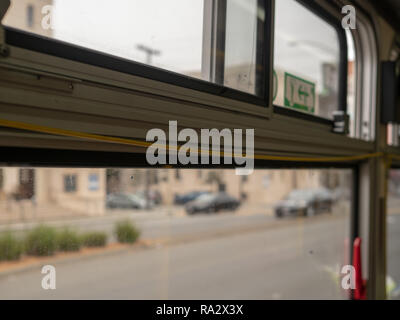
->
[[353, 237, 367, 300]]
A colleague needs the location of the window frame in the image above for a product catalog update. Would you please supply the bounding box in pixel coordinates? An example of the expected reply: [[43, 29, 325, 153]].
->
[[351, 9, 378, 141], [0, 145, 359, 302], [3, 0, 273, 108], [272, 0, 348, 122]]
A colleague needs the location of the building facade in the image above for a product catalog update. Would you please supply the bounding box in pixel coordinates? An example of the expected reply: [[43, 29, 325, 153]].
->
[[3, 0, 53, 37]]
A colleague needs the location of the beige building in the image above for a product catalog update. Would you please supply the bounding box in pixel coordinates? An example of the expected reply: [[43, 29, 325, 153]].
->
[[36, 168, 106, 216], [3, 0, 53, 37], [0, 168, 106, 219], [0, 166, 347, 222]]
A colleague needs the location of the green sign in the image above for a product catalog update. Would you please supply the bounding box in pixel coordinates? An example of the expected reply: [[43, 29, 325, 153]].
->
[[284, 72, 315, 113], [272, 70, 278, 102]]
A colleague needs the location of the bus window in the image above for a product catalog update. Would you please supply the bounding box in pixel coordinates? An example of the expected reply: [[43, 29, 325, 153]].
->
[[224, 0, 265, 96], [0, 167, 352, 299], [3, 0, 205, 78], [274, 0, 343, 119], [387, 170, 400, 299], [2, 0, 267, 99]]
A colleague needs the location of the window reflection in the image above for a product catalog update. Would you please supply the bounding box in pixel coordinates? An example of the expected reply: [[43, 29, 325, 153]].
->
[[274, 0, 341, 118]]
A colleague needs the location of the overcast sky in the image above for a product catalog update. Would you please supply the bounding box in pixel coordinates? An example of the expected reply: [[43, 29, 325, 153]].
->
[[3, 0, 354, 93], [52, 0, 347, 83], [53, 0, 205, 73]]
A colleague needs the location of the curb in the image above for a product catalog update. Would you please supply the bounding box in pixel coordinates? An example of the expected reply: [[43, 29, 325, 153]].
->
[[0, 240, 155, 278]]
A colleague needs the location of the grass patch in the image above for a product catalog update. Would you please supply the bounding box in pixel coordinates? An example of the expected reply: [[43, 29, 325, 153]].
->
[[115, 220, 140, 244], [0, 232, 23, 261], [57, 229, 82, 252], [25, 225, 58, 256], [81, 231, 107, 247]]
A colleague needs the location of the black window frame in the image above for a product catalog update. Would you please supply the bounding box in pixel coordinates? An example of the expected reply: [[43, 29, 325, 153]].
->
[[3, 0, 273, 108], [273, 0, 349, 123]]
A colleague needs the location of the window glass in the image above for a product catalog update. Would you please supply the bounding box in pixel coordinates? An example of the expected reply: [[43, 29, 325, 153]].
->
[[2, 0, 266, 98], [18, 169, 35, 199], [88, 174, 100, 191], [224, 0, 264, 95], [26, 4, 34, 28], [0, 167, 352, 299], [64, 174, 77, 193], [3, 0, 204, 77], [274, 0, 341, 118], [387, 170, 400, 300]]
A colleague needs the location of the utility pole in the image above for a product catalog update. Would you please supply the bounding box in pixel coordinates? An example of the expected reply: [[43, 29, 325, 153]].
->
[[135, 44, 160, 211], [136, 44, 161, 65]]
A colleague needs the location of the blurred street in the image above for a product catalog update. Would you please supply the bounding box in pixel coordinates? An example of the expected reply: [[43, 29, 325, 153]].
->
[[0, 211, 350, 300], [0, 201, 355, 300], [0, 197, 399, 299]]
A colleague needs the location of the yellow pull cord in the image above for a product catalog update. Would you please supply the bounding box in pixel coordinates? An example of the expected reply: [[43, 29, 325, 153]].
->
[[0, 118, 389, 163]]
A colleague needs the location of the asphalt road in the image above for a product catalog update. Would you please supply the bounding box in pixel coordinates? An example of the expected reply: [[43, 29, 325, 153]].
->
[[0, 211, 355, 300], [0, 205, 399, 300]]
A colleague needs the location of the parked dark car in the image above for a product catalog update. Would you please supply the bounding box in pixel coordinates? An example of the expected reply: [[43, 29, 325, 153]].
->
[[106, 193, 146, 209], [274, 188, 334, 218], [174, 191, 211, 205], [185, 192, 240, 214]]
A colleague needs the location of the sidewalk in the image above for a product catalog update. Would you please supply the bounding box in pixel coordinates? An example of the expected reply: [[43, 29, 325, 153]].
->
[[0, 199, 86, 225], [0, 206, 172, 231]]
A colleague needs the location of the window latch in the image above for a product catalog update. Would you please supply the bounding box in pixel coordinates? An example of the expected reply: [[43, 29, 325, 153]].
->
[[332, 110, 350, 135]]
